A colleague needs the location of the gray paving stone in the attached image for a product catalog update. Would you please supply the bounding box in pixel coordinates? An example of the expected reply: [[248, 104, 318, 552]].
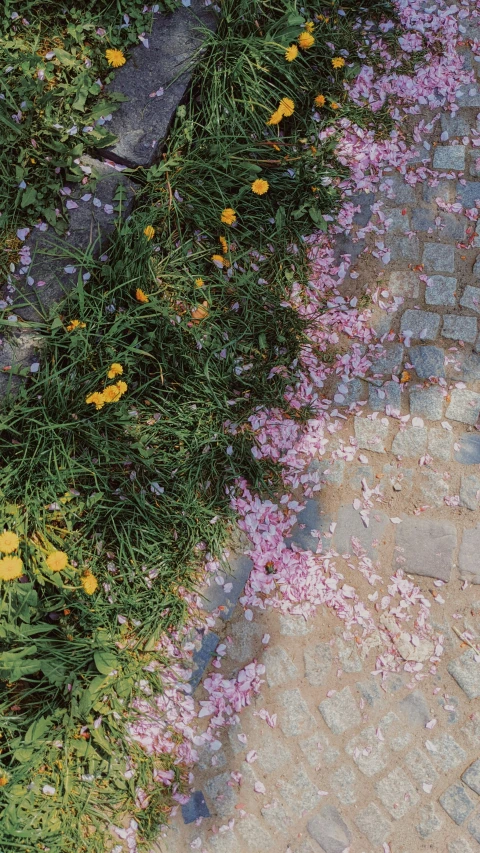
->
[[236, 814, 273, 852], [409, 387, 444, 421], [384, 207, 409, 232], [446, 388, 480, 424], [381, 463, 414, 495], [456, 352, 480, 382], [474, 257, 480, 280], [299, 732, 339, 769], [354, 416, 389, 453], [309, 459, 345, 487], [443, 315, 478, 343], [441, 113, 472, 136], [204, 773, 237, 817], [346, 726, 388, 776], [448, 838, 476, 853], [332, 505, 389, 558], [454, 432, 480, 464], [336, 638, 362, 673], [355, 678, 383, 707], [181, 790, 210, 823], [468, 811, 480, 844], [422, 243, 455, 273], [287, 841, 316, 853], [351, 191, 373, 227], [419, 468, 450, 506], [428, 427, 453, 461], [457, 85, 480, 107], [261, 801, 291, 834], [389, 270, 420, 298], [439, 784, 476, 825], [416, 803, 443, 839], [369, 381, 401, 412], [460, 285, 480, 313], [438, 212, 468, 241], [307, 806, 352, 853], [333, 378, 366, 407], [398, 690, 431, 727], [264, 646, 298, 688], [378, 711, 411, 752], [394, 516, 457, 581], [333, 232, 364, 265], [372, 343, 404, 376], [304, 643, 332, 688], [330, 765, 357, 805], [278, 689, 315, 737], [375, 767, 419, 820], [318, 687, 361, 735], [287, 499, 329, 555], [203, 546, 253, 621], [279, 614, 312, 637], [277, 768, 322, 815], [462, 760, 480, 795], [401, 309, 441, 341], [457, 181, 480, 208], [425, 275, 457, 306], [190, 631, 220, 690], [429, 734, 467, 772], [448, 650, 480, 699], [255, 729, 292, 774], [209, 832, 242, 853], [411, 207, 437, 231], [348, 465, 374, 490], [409, 345, 445, 379], [424, 179, 457, 203], [405, 747, 439, 787], [433, 146, 466, 171], [460, 474, 480, 511], [355, 802, 392, 845], [385, 173, 417, 204], [228, 619, 262, 663], [459, 525, 480, 584], [387, 235, 421, 262], [391, 425, 428, 457]]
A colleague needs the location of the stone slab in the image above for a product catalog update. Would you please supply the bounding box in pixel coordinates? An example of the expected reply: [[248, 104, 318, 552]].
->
[[457, 181, 480, 208], [318, 687, 361, 735], [425, 275, 457, 306], [422, 243, 455, 274], [105, 1, 216, 167], [454, 432, 480, 464], [462, 760, 480, 795], [391, 425, 427, 457], [439, 784, 476, 825], [387, 235, 420, 262], [181, 790, 210, 823], [460, 285, 480, 313], [332, 505, 389, 558], [307, 806, 352, 853], [460, 475, 480, 511], [394, 517, 457, 581], [371, 343, 404, 376], [190, 630, 220, 691], [388, 270, 420, 299], [201, 539, 253, 621], [446, 388, 480, 424], [354, 416, 389, 453], [375, 767, 419, 820], [448, 650, 480, 699], [368, 381, 401, 412], [428, 427, 453, 461], [433, 146, 466, 171], [204, 772, 237, 816], [459, 525, 480, 583], [401, 309, 441, 341], [443, 315, 478, 343], [409, 345, 445, 379]]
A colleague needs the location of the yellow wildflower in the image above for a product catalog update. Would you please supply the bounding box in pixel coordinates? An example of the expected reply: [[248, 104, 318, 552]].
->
[[298, 31, 315, 49], [266, 108, 283, 126], [195, 278, 205, 287], [304, 21, 315, 33], [221, 207, 236, 226], [315, 94, 326, 108], [0, 531, 19, 553], [46, 551, 68, 572], [102, 381, 127, 404], [0, 556, 23, 581], [143, 225, 155, 240], [105, 49, 126, 68], [332, 56, 346, 68], [211, 254, 226, 267], [0, 775, 8, 786], [251, 179, 269, 196], [285, 44, 298, 62], [66, 319, 86, 332], [81, 570, 98, 595], [86, 391, 105, 411], [219, 236, 228, 254], [135, 288, 149, 303], [279, 97, 294, 117], [331, 101, 340, 110], [107, 363, 123, 379]]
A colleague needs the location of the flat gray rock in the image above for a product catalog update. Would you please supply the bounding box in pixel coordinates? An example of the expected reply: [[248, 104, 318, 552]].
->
[[391, 425, 427, 457], [387, 235, 420, 262], [422, 243, 455, 274], [439, 783, 476, 826], [446, 388, 480, 424], [454, 432, 480, 464], [409, 387, 444, 421], [432, 146, 466, 171], [425, 275, 457, 306], [332, 505, 389, 558], [401, 309, 441, 341], [462, 759, 480, 795], [460, 474, 480, 511], [371, 343, 404, 376], [409, 345, 445, 379], [448, 650, 480, 699], [388, 270, 420, 299], [459, 525, 480, 583], [105, 1, 216, 167], [368, 381, 401, 412], [442, 315, 478, 343], [460, 285, 480, 313], [457, 181, 480, 208], [307, 806, 352, 853], [319, 687, 361, 735], [394, 517, 457, 581], [354, 416, 389, 453]]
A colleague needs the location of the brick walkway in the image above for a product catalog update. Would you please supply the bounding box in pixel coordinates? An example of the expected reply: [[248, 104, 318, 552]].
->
[[155, 25, 480, 853]]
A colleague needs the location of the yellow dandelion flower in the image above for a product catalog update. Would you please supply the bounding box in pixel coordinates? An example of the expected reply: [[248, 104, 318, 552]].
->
[[221, 208, 236, 226], [279, 97, 294, 117], [331, 101, 340, 110], [102, 380, 127, 404], [315, 94, 326, 108], [144, 225, 155, 240], [135, 288, 149, 303], [81, 570, 98, 595], [0, 556, 23, 581], [0, 775, 8, 786], [195, 278, 205, 287], [266, 108, 283, 126], [219, 236, 228, 254], [332, 56, 346, 69], [107, 363, 123, 379], [46, 550, 68, 573], [86, 391, 105, 411], [66, 319, 86, 332], [0, 531, 19, 554], [298, 31, 315, 49], [304, 21, 315, 33], [105, 49, 126, 68], [251, 179, 269, 196], [211, 254, 226, 267], [285, 44, 298, 62]]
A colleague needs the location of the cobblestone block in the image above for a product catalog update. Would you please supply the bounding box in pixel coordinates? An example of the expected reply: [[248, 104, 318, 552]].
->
[[424, 179, 457, 203], [394, 516, 456, 581], [398, 690, 431, 727], [429, 734, 467, 772], [411, 207, 437, 231], [304, 643, 333, 687], [236, 814, 273, 852], [330, 765, 357, 805], [278, 689, 315, 737], [446, 388, 480, 424], [409, 387, 444, 421], [389, 270, 420, 298], [468, 811, 480, 844], [209, 832, 242, 853], [333, 378, 366, 406], [462, 760, 480, 795], [379, 711, 411, 752], [355, 802, 392, 846], [256, 729, 292, 774], [204, 773, 237, 817], [405, 747, 439, 787], [336, 638, 362, 673], [457, 84, 480, 107], [307, 806, 352, 853], [181, 790, 210, 824], [448, 839, 476, 853], [287, 499, 330, 555], [441, 113, 472, 136], [448, 649, 480, 699], [428, 427, 453, 461], [279, 614, 312, 636], [454, 432, 480, 464], [387, 235, 421, 262], [356, 678, 384, 707], [460, 474, 480, 510], [457, 352, 480, 382], [460, 285, 480, 313], [310, 459, 345, 487], [332, 505, 389, 558], [439, 783, 476, 825], [382, 463, 414, 495], [261, 801, 291, 834], [300, 733, 339, 769], [346, 726, 388, 776], [318, 687, 361, 735], [433, 146, 466, 170], [459, 525, 480, 584], [348, 465, 374, 489], [422, 243, 455, 273], [228, 620, 262, 663], [392, 425, 428, 457], [372, 343, 404, 376], [420, 468, 450, 506], [425, 275, 457, 306], [190, 631, 220, 690], [416, 804, 443, 839], [409, 345, 445, 378], [384, 207, 410, 232], [288, 842, 316, 853], [354, 416, 389, 452], [375, 767, 419, 820], [385, 173, 418, 204], [369, 381, 402, 412], [264, 646, 298, 688], [474, 257, 480, 279], [278, 768, 322, 815], [401, 309, 441, 341], [457, 181, 480, 208], [438, 212, 468, 241]]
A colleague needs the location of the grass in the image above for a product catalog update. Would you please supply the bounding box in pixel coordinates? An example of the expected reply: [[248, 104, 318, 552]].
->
[[0, 0, 399, 850]]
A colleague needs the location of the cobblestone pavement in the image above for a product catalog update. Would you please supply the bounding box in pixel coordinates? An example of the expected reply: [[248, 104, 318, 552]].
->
[[154, 23, 480, 853]]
